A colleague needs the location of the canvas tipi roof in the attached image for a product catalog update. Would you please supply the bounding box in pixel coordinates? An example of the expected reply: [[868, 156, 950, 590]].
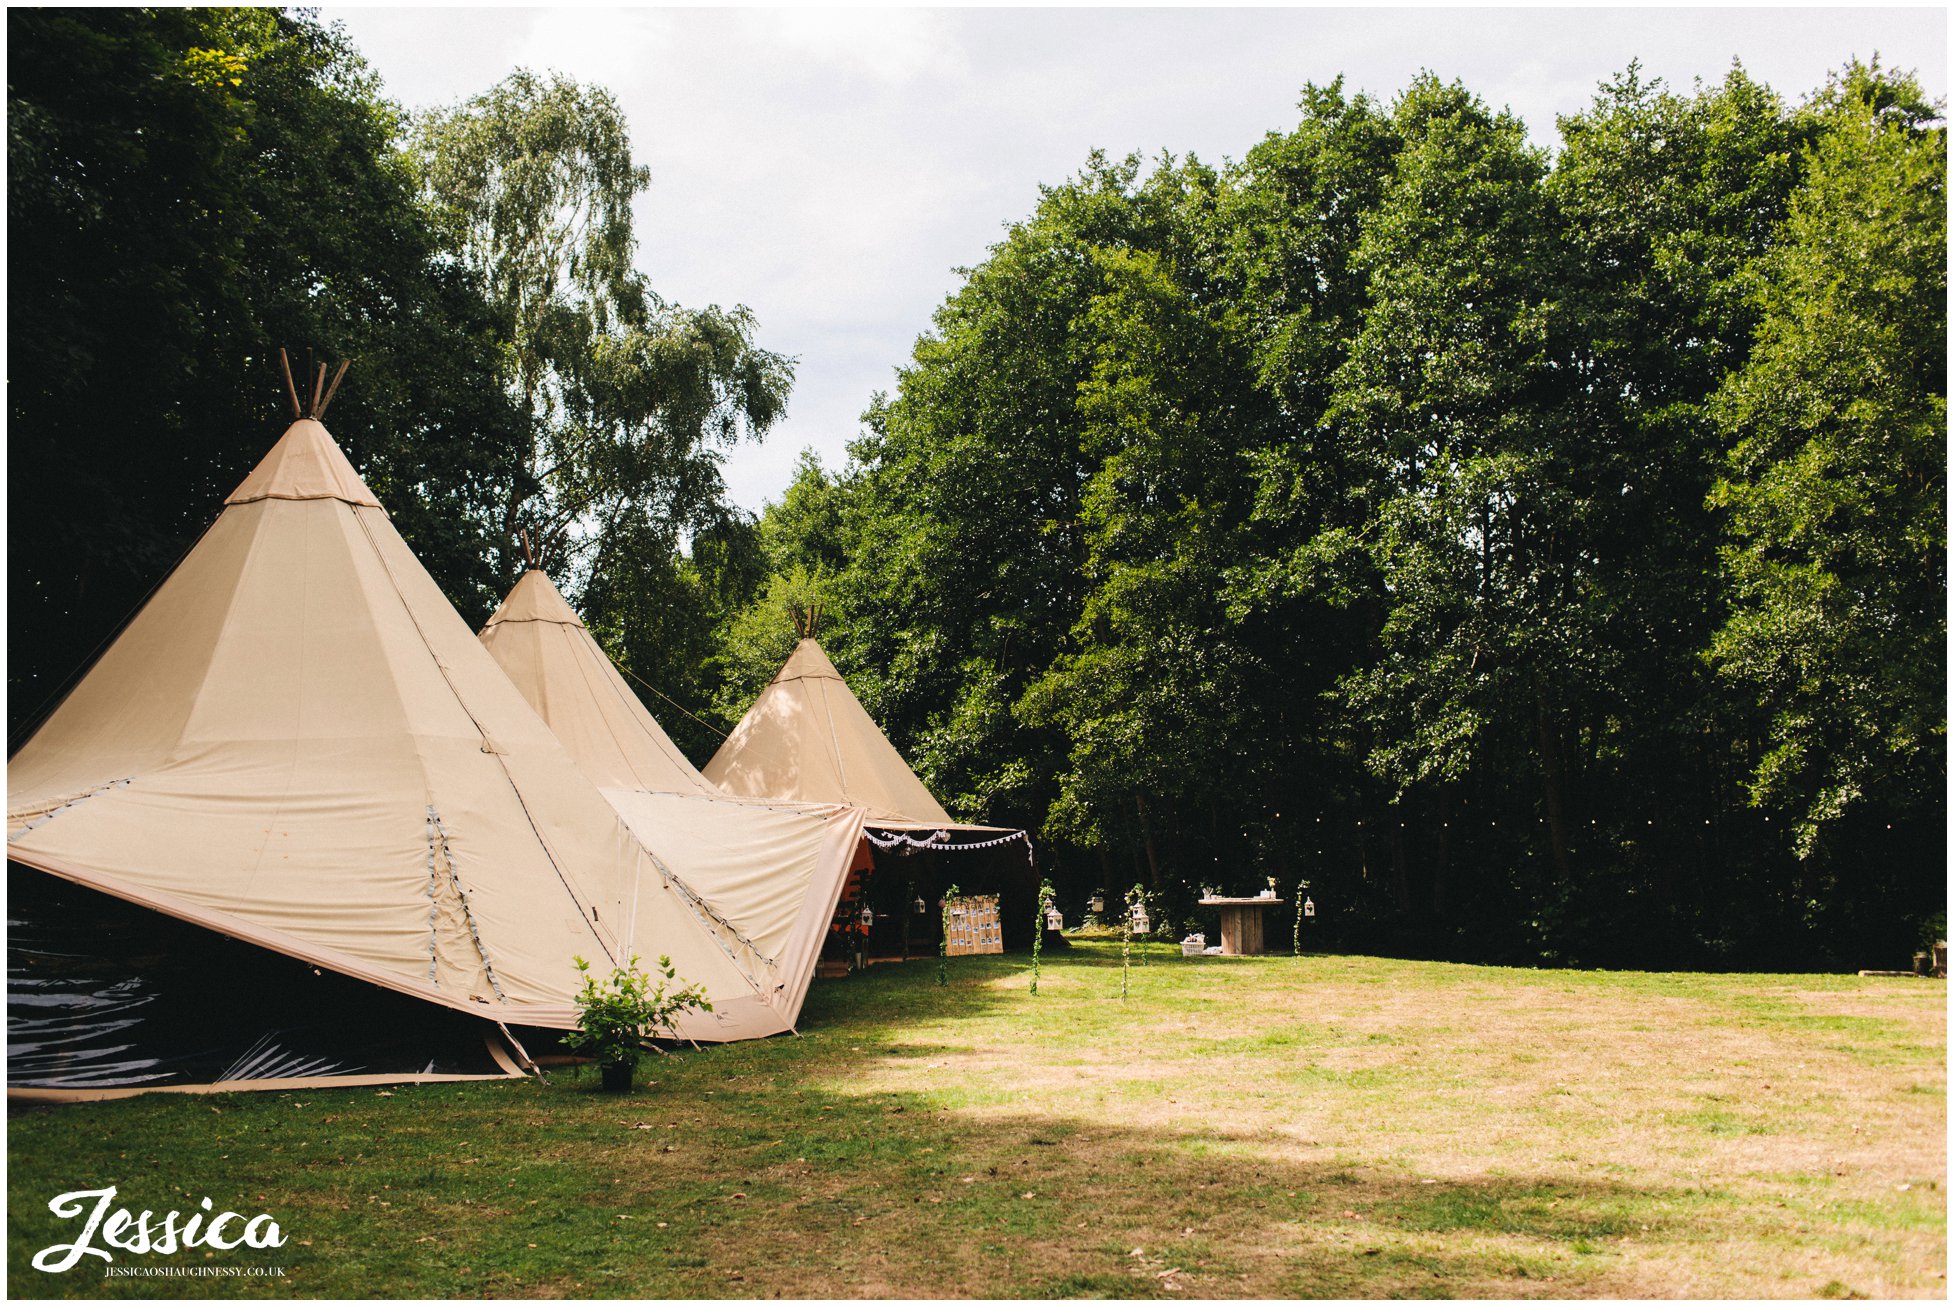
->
[[479, 569, 865, 1027], [480, 570, 717, 796], [6, 418, 803, 1043], [705, 638, 1003, 831]]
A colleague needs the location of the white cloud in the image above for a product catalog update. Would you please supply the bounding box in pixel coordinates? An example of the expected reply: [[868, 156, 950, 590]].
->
[[745, 7, 966, 85], [321, 6, 1948, 513], [513, 8, 676, 92]]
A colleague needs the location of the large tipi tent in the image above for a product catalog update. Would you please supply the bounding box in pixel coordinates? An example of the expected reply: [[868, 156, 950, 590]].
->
[[8, 413, 827, 1094], [478, 569, 865, 1024]]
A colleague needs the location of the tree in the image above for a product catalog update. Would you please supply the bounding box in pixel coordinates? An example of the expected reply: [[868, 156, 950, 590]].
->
[[1543, 64, 1808, 951], [414, 71, 793, 585], [8, 8, 521, 736], [1707, 62, 1946, 870], [1205, 82, 1405, 916], [1324, 76, 1573, 937], [832, 155, 1170, 835], [1021, 176, 1268, 884], [713, 452, 855, 721], [782, 60, 1944, 967]]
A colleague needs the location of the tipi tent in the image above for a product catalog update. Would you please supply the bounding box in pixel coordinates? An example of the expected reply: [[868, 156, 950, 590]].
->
[[705, 639, 997, 831], [479, 569, 865, 1024], [704, 639, 1043, 952], [8, 414, 826, 1095], [478, 569, 717, 796]]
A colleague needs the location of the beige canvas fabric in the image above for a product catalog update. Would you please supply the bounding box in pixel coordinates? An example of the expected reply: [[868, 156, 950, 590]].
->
[[600, 789, 859, 1032], [478, 568, 865, 1030], [705, 639, 1008, 831], [6, 420, 810, 1040], [479, 570, 716, 796]]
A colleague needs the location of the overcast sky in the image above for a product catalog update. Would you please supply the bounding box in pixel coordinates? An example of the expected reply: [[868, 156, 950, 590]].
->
[[321, 5, 1947, 514]]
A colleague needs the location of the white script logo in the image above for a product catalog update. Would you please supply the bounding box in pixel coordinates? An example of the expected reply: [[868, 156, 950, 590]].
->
[[32, 1187, 287, 1273]]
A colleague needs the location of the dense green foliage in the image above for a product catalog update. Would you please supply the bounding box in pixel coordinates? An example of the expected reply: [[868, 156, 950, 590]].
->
[[8, 14, 1940, 970], [413, 70, 792, 579], [566, 953, 712, 1073], [729, 63, 1944, 969], [1708, 68, 1947, 861], [8, 10, 784, 769], [8, 8, 524, 733]]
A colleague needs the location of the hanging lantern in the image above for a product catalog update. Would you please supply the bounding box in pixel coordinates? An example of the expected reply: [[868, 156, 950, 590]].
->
[[913, 895, 927, 916], [1130, 902, 1150, 936], [858, 903, 875, 930], [1088, 893, 1105, 915], [1302, 897, 1316, 919], [1045, 904, 1064, 931]]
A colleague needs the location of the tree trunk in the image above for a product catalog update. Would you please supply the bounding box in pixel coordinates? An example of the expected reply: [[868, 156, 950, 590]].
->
[[1431, 785, 1454, 917], [1533, 672, 1573, 882], [1388, 806, 1412, 914], [1135, 795, 1164, 893]]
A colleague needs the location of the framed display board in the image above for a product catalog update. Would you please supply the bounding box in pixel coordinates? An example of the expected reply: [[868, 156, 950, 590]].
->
[[944, 894, 1003, 956]]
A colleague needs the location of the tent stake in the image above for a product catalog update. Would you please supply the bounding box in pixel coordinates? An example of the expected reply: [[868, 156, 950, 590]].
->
[[494, 1020, 539, 1073]]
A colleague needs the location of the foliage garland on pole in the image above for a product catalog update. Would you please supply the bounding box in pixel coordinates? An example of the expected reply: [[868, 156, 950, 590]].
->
[[937, 883, 960, 987], [1031, 878, 1055, 995], [1295, 880, 1309, 957], [1121, 883, 1147, 998]]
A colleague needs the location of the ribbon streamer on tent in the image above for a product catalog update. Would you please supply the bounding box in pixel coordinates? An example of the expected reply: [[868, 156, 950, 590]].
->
[[9, 778, 134, 835]]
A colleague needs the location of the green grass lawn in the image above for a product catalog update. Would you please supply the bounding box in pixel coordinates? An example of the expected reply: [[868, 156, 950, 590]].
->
[[8, 943, 1945, 1298]]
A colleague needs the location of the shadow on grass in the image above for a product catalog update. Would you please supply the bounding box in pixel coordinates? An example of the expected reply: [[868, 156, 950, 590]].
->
[[11, 1049, 1743, 1299], [14, 946, 1935, 1299]]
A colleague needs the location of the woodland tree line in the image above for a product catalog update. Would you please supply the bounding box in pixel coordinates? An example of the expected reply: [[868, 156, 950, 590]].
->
[[10, 9, 1944, 968]]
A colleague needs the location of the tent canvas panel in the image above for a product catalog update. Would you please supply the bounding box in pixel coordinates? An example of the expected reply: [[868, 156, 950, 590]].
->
[[600, 790, 865, 1029], [478, 568, 869, 1037]]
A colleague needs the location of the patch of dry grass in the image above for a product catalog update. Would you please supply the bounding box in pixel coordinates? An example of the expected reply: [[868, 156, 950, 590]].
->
[[8, 945, 1944, 1298]]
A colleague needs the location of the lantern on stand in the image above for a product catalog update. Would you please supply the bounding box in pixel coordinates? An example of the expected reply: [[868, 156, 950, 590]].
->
[[1087, 892, 1105, 927], [1302, 896, 1316, 919], [851, 902, 874, 972], [913, 895, 927, 915], [1129, 900, 1151, 936], [1044, 903, 1065, 932]]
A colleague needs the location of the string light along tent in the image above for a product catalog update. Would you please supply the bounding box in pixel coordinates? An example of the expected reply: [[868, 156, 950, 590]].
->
[[7, 383, 815, 1096], [705, 638, 1040, 950], [478, 568, 866, 1027]]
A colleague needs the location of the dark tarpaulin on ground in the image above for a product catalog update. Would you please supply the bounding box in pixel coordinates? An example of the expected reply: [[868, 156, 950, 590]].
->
[[9, 868, 510, 1093]]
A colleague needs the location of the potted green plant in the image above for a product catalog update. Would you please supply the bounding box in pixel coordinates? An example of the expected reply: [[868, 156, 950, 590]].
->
[[565, 954, 712, 1092]]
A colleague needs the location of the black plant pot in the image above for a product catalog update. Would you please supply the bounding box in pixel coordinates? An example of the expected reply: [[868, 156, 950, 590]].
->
[[600, 1061, 635, 1093]]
